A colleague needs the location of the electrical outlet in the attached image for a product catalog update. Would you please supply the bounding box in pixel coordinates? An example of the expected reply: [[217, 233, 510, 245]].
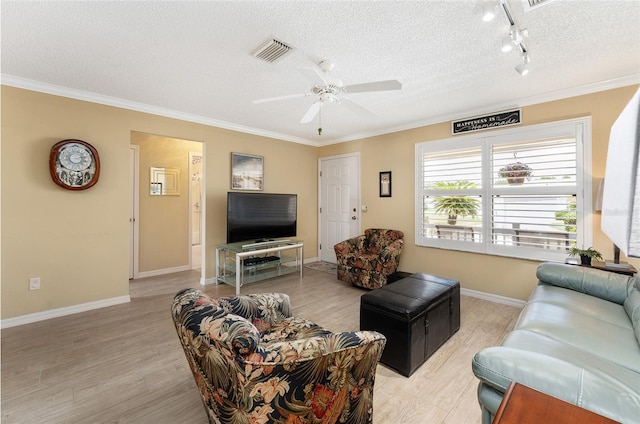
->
[[29, 277, 41, 291]]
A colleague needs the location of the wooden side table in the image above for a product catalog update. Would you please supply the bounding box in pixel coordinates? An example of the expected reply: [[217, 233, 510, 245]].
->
[[492, 382, 619, 424], [565, 258, 637, 276], [589, 261, 637, 276]]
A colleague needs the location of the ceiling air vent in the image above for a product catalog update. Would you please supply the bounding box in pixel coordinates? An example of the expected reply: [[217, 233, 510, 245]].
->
[[252, 38, 293, 64], [521, 0, 557, 11]]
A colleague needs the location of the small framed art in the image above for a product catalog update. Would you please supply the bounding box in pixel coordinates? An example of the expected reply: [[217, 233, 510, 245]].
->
[[231, 153, 264, 191], [380, 171, 392, 197]]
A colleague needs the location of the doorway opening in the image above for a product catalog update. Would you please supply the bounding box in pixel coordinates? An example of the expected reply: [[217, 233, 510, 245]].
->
[[129, 132, 205, 283]]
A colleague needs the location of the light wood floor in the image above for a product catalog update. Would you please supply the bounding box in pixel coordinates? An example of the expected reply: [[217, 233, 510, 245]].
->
[[1, 267, 521, 423]]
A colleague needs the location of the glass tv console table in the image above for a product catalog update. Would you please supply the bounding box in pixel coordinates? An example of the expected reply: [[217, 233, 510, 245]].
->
[[215, 239, 304, 294]]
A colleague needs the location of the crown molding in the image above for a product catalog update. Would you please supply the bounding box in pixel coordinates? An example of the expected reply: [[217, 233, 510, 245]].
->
[[3, 73, 638, 147], [0, 74, 318, 146], [319, 74, 640, 145]]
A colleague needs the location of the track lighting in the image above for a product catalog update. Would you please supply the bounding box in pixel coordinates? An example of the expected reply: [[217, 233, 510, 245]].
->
[[483, 0, 532, 75], [482, 1, 498, 22], [502, 25, 524, 53], [515, 53, 530, 76], [501, 34, 513, 53], [510, 26, 523, 45]]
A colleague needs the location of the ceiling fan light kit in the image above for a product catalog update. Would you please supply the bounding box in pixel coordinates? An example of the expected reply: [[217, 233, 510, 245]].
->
[[253, 60, 402, 135], [483, 0, 532, 75]]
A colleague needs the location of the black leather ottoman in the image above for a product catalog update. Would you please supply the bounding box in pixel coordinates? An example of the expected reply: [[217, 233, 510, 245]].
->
[[360, 273, 460, 377]]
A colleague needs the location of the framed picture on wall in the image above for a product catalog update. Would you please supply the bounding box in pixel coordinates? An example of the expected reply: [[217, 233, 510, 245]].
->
[[380, 171, 392, 197], [231, 153, 264, 190]]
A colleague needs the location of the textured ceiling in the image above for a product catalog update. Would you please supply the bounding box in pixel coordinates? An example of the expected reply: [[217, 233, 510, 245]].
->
[[2, 0, 639, 145]]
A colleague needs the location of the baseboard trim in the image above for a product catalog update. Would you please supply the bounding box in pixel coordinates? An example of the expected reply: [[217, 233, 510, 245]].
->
[[202, 276, 218, 286], [461, 288, 526, 308], [136, 265, 191, 279], [1, 295, 131, 329], [0, 283, 523, 328]]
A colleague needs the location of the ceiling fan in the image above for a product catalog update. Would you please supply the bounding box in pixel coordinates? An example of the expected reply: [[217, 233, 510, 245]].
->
[[253, 61, 402, 133]]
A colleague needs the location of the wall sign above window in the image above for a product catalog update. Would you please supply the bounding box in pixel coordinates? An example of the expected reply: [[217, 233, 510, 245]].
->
[[452, 109, 521, 135]]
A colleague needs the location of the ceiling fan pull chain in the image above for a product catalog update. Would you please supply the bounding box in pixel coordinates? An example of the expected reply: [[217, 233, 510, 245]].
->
[[318, 103, 323, 135]]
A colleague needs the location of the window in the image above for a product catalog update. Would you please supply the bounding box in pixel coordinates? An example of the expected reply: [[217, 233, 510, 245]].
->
[[415, 118, 591, 262]]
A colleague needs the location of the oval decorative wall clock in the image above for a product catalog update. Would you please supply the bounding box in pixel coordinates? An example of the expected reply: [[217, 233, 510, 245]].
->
[[49, 139, 100, 190]]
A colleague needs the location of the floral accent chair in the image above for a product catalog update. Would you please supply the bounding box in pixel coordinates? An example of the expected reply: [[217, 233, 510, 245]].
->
[[334, 228, 404, 289], [171, 288, 386, 424]]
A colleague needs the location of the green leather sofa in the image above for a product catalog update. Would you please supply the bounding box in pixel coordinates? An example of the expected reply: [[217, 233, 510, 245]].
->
[[472, 262, 640, 423]]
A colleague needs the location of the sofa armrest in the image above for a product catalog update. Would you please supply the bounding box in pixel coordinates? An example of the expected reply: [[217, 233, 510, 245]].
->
[[473, 346, 583, 394], [473, 345, 640, 423], [218, 293, 292, 325], [379, 239, 404, 262], [536, 262, 633, 305]]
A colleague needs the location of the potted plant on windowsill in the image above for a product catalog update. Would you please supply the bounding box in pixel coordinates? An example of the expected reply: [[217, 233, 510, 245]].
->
[[498, 162, 532, 185], [568, 245, 603, 266], [432, 181, 479, 225]]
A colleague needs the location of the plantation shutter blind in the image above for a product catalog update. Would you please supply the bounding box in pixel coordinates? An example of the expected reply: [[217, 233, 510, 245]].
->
[[417, 145, 483, 249], [490, 138, 578, 254], [416, 118, 590, 261]]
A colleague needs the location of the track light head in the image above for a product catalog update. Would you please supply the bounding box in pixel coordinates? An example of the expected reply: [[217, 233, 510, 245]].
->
[[510, 26, 523, 45], [482, 1, 498, 22], [515, 53, 531, 76], [515, 63, 529, 76], [501, 34, 513, 52]]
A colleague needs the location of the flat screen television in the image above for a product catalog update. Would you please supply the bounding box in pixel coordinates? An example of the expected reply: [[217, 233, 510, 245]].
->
[[226, 192, 297, 244], [601, 87, 640, 259]]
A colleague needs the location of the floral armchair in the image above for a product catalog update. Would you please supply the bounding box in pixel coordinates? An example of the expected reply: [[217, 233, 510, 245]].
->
[[171, 288, 386, 424], [334, 228, 404, 289]]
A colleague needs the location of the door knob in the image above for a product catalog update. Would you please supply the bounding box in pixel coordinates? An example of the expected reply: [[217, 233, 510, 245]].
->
[[352, 216, 357, 220]]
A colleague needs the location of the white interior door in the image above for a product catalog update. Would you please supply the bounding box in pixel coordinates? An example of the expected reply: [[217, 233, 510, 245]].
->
[[319, 154, 360, 263]]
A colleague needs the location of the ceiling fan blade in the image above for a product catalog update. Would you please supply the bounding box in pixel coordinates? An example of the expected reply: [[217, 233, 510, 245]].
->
[[253, 93, 310, 104], [343, 79, 402, 93], [340, 98, 377, 119], [300, 101, 322, 124], [298, 66, 328, 86]]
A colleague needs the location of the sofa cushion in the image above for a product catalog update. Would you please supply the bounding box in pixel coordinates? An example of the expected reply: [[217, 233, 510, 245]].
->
[[527, 285, 633, 329], [518, 285, 639, 372]]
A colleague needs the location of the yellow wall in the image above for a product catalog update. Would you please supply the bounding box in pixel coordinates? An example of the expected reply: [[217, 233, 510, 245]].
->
[[1, 86, 318, 319], [319, 85, 640, 301], [2, 84, 638, 320], [131, 132, 202, 273]]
